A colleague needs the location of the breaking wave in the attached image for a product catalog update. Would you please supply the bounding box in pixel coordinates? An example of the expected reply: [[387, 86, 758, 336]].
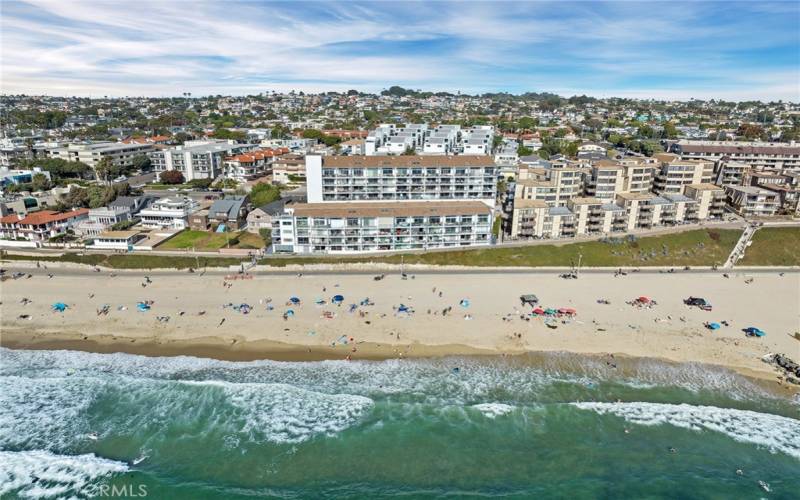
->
[[572, 402, 800, 460]]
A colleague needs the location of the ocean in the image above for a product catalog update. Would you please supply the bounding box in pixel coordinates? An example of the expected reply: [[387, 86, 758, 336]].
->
[[1, 347, 798, 499]]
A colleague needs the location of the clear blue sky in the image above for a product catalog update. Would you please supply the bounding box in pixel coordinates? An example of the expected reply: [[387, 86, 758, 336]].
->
[[2, 1, 798, 101]]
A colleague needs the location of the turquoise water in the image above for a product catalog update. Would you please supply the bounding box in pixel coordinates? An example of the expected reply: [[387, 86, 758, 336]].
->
[[1, 348, 799, 499]]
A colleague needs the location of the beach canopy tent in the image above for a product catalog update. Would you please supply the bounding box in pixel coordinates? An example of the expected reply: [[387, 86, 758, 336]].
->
[[51, 302, 68, 312], [744, 327, 765, 337], [332, 294, 344, 304], [532, 308, 545, 315], [137, 302, 151, 312], [520, 295, 539, 306], [289, 297, 301, 304], [706, 322, 721, 330], [559, 308, 576, 315], [638, 296, 651, 303], [544, 308, 557, 315]]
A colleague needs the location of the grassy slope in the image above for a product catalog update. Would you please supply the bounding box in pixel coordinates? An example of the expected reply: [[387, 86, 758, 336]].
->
[[258, 229, 742, 268], [1, 229, 744, 270], [738, 227, 800, 266]]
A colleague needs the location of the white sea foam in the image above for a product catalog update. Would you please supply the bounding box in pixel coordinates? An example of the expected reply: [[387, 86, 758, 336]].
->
[[0, 376, 100, 450], [184, 380, 374, 443], [472, 403, 516, 418], [0, 450, 128, 498], [572, 402, 800, 460]]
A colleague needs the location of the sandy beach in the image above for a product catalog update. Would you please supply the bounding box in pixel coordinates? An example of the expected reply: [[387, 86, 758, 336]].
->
[[1, 265, 798, 385]]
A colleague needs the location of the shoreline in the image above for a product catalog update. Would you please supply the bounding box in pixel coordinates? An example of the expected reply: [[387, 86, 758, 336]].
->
[[2, 328, 796, 397]]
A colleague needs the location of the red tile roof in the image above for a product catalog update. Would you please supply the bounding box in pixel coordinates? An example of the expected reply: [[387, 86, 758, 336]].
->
[[15, 209, 89, 226]]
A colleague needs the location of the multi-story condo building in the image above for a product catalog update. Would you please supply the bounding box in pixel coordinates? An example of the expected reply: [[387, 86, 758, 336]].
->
[[271, 201, 492, 253], [615, 192, 698, 231], [712, 160, 749, 186], [724, 186, 779, 217], [138, 196, 199, 229], [151, 141, 253, 181], [652, 154, 713, 195], [306, 155, 497, 206], [683, 184, 726, 220], [568, 197, 628, 235], [671, 140, 800, 172], [47, 142, 153, 169], [585, 161, 625, 201], [618, 157, 657, 194], [514, 167, 585, 207]]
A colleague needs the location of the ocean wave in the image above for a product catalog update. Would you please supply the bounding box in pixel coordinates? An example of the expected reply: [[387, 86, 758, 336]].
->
[[0, 376, 99, 451], [183, 380, 374, 443], [572, 402, 800, 460], [0, 450, 128, 499], [0, 348, 784, 409], [471, 403, 516, 418]]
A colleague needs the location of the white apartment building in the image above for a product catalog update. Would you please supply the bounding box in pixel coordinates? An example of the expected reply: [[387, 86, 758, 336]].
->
[[306, 155, 497, 206], [151, 141, 254, 181], [138, 196, 199, 229], [671, 140, 800, 172], [271, 201, 492, 253], [47, 142, 153, 169], [724, 186, 779, 217]]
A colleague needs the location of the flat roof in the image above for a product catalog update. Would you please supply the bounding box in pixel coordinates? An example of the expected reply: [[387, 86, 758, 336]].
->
[[514, 199, 548, 209], [291, 201, 492, 218], [548, 206, 573, 216], [686, 183, 724, 191], [617, 192, 655, 201], [320, 155, 495, 168], [97, 230, 140, 239], [571, 197, 603, 205]]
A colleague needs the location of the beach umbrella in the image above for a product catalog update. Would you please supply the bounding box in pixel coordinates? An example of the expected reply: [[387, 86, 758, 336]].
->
[[638, 296, 651, 303], [398, 304, 410, 313], [289, 296, 300, 304], [51, 302, 67, 312], [562, 308, 576, 315], [744, 327, 765, 337], [137, 302, 150, 312], [332, 294, 344, 303], [460, 299, 470, 308], [544, 308, 557, 315], [707, 322, 721, 330], [532, 308, 545, 315], [285, 309, 295, 316]]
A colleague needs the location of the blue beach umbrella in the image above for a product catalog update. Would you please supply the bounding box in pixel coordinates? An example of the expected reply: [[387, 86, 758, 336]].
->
[[707, 322, 721, 330], [289, 296, 300, 304], [51, 302, 67, 312], [332, 294, 345, 304]]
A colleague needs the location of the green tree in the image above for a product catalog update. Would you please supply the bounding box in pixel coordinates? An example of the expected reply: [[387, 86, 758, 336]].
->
[[517, 145, 533, 156], [132, 154, 152, 171], [94, 157, 114, 184], [249, 183, 282, 206], [402, 146, 416, 156], [31, 173, 51, 191], [663, 121, 678, 139]]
